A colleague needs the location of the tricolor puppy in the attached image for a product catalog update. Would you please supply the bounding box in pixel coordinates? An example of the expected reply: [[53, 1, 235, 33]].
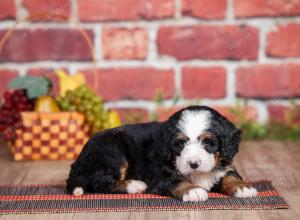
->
[[67, 106, 257, 202]]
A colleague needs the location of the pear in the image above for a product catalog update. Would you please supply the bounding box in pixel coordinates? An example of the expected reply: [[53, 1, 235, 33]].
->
[[34, 96, 60, 112]]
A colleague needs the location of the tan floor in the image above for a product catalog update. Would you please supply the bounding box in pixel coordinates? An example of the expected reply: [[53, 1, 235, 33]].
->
[[0, 140, 299, 220]]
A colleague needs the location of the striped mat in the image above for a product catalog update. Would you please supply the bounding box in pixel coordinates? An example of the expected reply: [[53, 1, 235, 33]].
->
[[0, 181, 288, 214]]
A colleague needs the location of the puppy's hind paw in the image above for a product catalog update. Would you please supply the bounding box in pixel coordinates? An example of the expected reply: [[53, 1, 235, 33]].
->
[[182, 188, 208, 202], [234, 186, 257, 198], [73, 187, 84, 196], [126, 180, 147, 194]]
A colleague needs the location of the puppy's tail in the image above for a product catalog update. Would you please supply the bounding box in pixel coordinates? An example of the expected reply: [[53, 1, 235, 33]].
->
[[66, 175, 88, 196]]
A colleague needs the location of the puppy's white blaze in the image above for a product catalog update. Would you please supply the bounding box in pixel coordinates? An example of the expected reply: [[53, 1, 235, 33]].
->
[[234, 187, 257, 198], [73, 187, 84, 196], [178, 110, 211, 140], [126, 180, 147, 194], [182, 188, 208, 202]]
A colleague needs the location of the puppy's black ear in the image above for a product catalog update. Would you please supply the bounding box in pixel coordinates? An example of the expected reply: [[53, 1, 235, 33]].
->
[[220, 128, 242, 164]]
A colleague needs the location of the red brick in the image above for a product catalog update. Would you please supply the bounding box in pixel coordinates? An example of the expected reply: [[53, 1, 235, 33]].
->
[[0, 29, 93, 62], [0, 69, 18, 99], [78, 0, 175, 21], [182, 67, 226, 99], [268, 105, 292, 123], [82, 68, 174, 101], [236, 64, 300, 99], [156, 106, 183, 121], [267, 24, 300, 58], [268, 104, 300, 126], [235, 0, 300, 18], [182, 0, 227, 19], [110, 108, 150, 123], [157, 25, 259, 60], [212, 105, 257, 124], [0, 0, 15, 20], [103, 28, 148, 60], [23, 0, 71, 21], [27, 69, 60, 95]]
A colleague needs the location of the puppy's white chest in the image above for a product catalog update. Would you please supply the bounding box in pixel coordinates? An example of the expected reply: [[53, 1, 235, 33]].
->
[[189, 170, 226, 191]]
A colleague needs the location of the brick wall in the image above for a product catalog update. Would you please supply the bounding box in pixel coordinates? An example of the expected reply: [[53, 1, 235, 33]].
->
[[0, 0, 300, 123]]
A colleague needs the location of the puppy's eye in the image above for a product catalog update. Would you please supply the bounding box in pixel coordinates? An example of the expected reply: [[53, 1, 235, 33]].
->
[[176, 138, 188, 146], [202, 138, 217, 147], [176, 133, 189, 142]]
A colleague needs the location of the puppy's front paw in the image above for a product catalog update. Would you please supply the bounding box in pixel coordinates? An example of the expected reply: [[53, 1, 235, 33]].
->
[[183, 188, 208, 202], [234, 186, 257, 198], [126, 180, 147, 194], [73, 187, 84, 196]]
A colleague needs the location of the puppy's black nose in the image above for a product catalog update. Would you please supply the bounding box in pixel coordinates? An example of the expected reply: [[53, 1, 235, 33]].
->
[[189, 162, 199, 169]]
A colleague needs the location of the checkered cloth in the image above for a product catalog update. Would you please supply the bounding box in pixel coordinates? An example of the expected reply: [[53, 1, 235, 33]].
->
[[11, 112, 89, 161]]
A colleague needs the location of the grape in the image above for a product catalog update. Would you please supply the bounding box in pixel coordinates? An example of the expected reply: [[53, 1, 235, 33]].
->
[[66, 91, 76, 102], [90, 96, 99, 103], [20, 96, 27, 103], [4, 91, 12, 102], [56, 85, 113, 134], [77, 85, 88, 94], [76, 90, 84, 99], [82, 92, 91, 100], [84, 104, 92, 112], [55, 96, 63, 104], [101, 111, 109, 121], [82, 100, 89, 107], [74, 97, 81, 106], [60, 100, 69, 110], [69, 105, 77, 112], [14, 90, 24, 97], [0, 124, 6, 132], [94, 120, 102, 128], [77, 105, 85, 113], [4, 101, 12, 109], [87, 115, 95, 124], [0, 89, 33, 142], [17, 103, 27, 111]]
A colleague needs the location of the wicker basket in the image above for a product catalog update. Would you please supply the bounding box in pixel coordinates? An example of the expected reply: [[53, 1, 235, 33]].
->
[[0, 14, 99, 161], [10, 112, 89, 161]]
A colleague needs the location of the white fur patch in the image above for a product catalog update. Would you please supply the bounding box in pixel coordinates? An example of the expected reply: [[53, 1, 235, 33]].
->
[[73, 187, 84, 196], [126, 180, 147, 194], [182, 188, 208, 202], [178, 110, 211, 141], [234, 186, 257, 198], [190, 169, 228, 191]]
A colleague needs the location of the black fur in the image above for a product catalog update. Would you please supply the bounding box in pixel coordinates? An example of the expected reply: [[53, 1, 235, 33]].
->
[[66, 105, 242, 196]]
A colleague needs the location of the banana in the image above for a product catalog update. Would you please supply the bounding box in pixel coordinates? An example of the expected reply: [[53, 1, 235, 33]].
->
[[55, 69, 86, 96]]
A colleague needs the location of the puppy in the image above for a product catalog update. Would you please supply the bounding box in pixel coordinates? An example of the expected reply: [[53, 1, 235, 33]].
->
[[66, 105, 257, 202]]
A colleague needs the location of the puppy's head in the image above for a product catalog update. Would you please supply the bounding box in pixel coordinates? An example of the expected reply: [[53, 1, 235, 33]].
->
[[159, 106, 241, 176]]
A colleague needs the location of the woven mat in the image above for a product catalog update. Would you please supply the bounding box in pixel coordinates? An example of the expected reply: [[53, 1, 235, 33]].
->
[[0, 181, 288, 214]]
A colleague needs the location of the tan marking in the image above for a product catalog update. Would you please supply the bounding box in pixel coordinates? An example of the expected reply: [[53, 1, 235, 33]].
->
[[214, 152, 221, 164], [176, 132, 189, 141], [116, 180, 131, 192], [220, 175, 249, 196], [172, 180, 199, 199], [119, 161, 128, 181], [199, 132, 213, 141]]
